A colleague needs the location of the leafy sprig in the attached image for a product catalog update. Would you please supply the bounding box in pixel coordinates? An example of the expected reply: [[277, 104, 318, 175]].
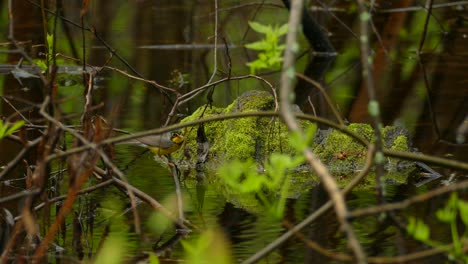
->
[[245, 21, 288, 74]]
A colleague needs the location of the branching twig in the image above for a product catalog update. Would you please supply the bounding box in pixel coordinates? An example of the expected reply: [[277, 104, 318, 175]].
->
[[0, 137, 43, 180], [278, 0, 365, 262], [356, 0, 385, 205], [296, 73, 344, 125], [416, 0, 441, 140], [350, 178, 468, 218], [41, 111, 468, 172]]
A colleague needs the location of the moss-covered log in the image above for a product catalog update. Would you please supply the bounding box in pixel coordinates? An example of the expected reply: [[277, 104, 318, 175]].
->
[[175, 90, 414, 175]]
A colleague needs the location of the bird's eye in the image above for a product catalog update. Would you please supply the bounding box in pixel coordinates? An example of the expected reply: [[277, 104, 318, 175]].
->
[[172, 132, 178, 138]]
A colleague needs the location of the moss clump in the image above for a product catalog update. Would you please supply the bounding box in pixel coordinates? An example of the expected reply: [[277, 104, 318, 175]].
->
[[391, 135, 409, 151], [382, 126, 410, 151], [175, 90, 414, 179], [175, 90, 304, 166], [313, 123, 373, 174], [383, 126, 412, 171], [312, 124, 415, 179]]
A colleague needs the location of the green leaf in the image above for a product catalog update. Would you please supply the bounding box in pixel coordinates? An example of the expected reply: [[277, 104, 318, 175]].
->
[[182, 228, 232, 264], [289, 131, 305, 152], [277, 44, 286, 51], [270, 153, 292, 168], [94, 235, 127, 264], [457, 199, 468, 226], [5, 120, 25, 136], [245, 21, 287, 73], [0, 120, 7, 138], [436, 193, 458, 223], [245, 41, 271, 51], [46, 33, 54, 55], [407, 217, 430, 242], [305, 124, 317, 144], [436, 207, 456, 223], [148, 253, 160, 264], [277, 23, 289, 36], [248, 21, 272, 34], [218, 159, 264, 193]]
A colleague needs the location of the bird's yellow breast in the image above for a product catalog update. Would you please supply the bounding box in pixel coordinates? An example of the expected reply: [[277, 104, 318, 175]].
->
[[148, 143, 182, 156], [148, 132, 184, 156]]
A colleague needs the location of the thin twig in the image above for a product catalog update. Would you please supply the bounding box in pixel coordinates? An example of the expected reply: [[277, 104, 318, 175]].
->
[[0, 137, 43, 180], [7, 0, 48, 87], [278, 0, 366, 262], [296, 73, 344, 125], [207, 0, 219, 85], [42, 111, 468, 172], [33, 96, 141, 257], [357, 0, 385, 205], [0, 188, 41, 204], [416, 0, 441, 140], [378, 1, 468, 13], [169, 163, 184, 225], [350, 178, 468, 218]]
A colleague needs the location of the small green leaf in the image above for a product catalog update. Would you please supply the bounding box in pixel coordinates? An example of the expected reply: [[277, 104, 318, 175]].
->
[[269, 153, 292, 173], [436, 206, 456, 223], [0, 120, 7, 138], [0, 120, 25, 139], [457, 200, 468, 225], [305, 124, 317, 144], [94, 235, 127, 264], [407, 217, 430, 242], [46, 33, 54, 54], [277, 23, 289, 36], [289, 131, 305, 152], [218, 159, 263, 193], [34, 59, 48, 72], [436, 208, 456, 223], [148, 253, 160, 264], [182, 228, 232, 264], [5, 120, 25, 136], [248, 21, 271, 34], [245, 41, 271, 51]]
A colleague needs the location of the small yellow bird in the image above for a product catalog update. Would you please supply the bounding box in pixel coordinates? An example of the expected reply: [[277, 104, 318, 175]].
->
[[122, 129, 185, 156]]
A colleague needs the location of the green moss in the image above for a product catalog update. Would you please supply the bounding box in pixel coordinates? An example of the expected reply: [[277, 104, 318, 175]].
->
[[176, 91, 414, 180], [176, 90, 304, 165], [391, 135, 408, 151], [313, 123, 372, 174], [381, 126, 413, 172], [222, 117, 258, 160], [225, 90, 276, 113]]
